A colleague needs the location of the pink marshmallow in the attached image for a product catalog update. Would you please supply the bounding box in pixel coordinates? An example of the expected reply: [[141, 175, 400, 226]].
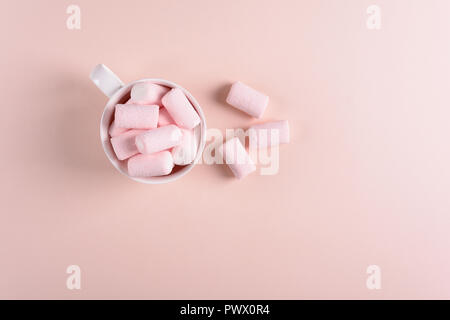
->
[[114, 104, 159, 129], [171, 128, 198, 165], [110, 129, 146, 161], [220, 137, 256, 179], [128, 151, 174, 177], [108, 120, 129, 137], [125, 98, 147, 105], [158, 107, 175, 127], [161, 88, 201, 129], [135, 124, 182, 155], [130, 82, 170, 105], [248, 120, 290, 148], [226, 81, 269, 118]]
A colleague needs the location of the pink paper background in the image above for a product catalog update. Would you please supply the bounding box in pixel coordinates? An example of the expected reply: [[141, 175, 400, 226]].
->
[[1, 0, 450, 299]]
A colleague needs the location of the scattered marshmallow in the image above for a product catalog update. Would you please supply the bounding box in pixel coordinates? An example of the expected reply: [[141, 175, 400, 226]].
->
[[115, 104, 159, 129], [220, 137, 256, 179], [130, 82, 170, 105], [226, 81, 269, 118], [128, 151, 174, 177], [110, 129, 146, 161], [171, 128, 199, 166], [135, 124, 182, 155], [158, 107, 175, 127], [108, 120, 129, 137], [248, 120, 290, 148], [162, 88, 201, 129]]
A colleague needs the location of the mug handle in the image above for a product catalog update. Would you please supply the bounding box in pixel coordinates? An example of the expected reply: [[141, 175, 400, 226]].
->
[[90, 64, 124, 98]]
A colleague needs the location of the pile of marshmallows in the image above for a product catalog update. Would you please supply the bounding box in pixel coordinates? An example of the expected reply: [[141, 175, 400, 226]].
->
[[109, 83, 199, 177], [108, 81, 289, 180]]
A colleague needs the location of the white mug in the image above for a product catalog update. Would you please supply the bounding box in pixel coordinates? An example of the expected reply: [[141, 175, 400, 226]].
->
[[90, 64, 207, 184]]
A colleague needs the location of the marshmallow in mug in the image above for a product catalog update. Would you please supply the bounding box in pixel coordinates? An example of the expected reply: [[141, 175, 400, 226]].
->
[[135, 125, 183, 155], [114, 104, 159, 129], [130, 82, 170, 105], [128, 151, 174, 177], [110, 129, 147, 161], [162, 88, 201, 129], [158, 107, 175, 127], [108, 120, 129, 137]]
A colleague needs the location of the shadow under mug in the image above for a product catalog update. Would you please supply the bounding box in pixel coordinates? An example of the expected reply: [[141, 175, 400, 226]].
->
[[90, 64, 207, 184]]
